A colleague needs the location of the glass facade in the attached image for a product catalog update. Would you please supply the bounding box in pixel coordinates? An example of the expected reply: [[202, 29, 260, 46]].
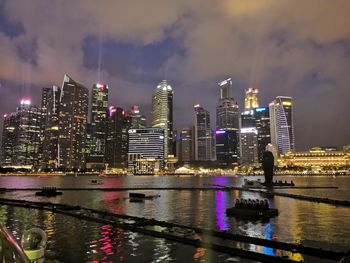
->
[[152, 80, 173, 158]]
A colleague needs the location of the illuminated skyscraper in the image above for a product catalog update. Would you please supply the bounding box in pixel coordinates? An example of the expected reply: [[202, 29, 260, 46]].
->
[[254, 107, 271, 161], [194, 105, 214, 161], [87, 83, 108, 169], [128, 105, 147, 129], [244, 88, 259, 110], [105, 106, 130, 168], [152, 80, 173, 157], [1, 99, 42, 169], [58, 74, 88, 170], [216, 78, 239, 165], [269, 96, 295, 154], [216, 78, 239, 130], [240, 127, 259, 165], [177, 127, 194, 163], [41, 86, 61, 169], [1, 113, 17, 167], [215, 129, 239, 167]]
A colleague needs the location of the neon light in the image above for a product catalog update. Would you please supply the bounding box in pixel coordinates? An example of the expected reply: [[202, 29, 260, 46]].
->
[[96, 83, 105, 89], [193, 104, 201, 108], [109, 106, 116, 117], [216, 130, 226, 134], [256, 107, 266, 112]]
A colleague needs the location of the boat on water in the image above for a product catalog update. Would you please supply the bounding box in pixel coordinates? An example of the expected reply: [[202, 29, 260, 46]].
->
[[226, 199, 278, 220]]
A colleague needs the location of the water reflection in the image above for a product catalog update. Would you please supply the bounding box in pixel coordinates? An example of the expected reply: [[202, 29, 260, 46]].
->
[[215, 191, 228, 230]]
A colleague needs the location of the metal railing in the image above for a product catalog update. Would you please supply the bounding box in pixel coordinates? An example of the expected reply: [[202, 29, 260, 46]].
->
[[0, 224, 30, 263]]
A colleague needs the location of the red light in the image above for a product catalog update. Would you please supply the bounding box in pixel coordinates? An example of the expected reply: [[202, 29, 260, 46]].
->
[[96, 83, 105, 89]]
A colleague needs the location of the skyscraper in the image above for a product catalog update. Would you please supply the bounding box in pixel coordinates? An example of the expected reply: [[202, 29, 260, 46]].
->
[[269, 96, 295, 154], [152, 80, 173, 158], [194, 104, 213, 161], [41, 86, 61, 170], [177, 127, 194, 164], [244, 88, 259, 110], [58, 74, 89, 170], [87, 83, 108, 169], [216, 78, 239, 165], [215, 129, 239, 167], [254, 107, 271, 161], [240, 127, 259, 165], [1, 99, 42, 169], [128, 105, 147, 129], [1, 113, 17, 167], [105, 106, 130, 168], [216, 78, 239, 130]]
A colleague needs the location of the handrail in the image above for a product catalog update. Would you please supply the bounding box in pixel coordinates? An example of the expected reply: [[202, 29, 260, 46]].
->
[[0, 224, 30, 263]]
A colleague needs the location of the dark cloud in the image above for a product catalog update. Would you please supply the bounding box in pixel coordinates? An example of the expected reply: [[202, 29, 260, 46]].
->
[[0, 0, 349, 150]]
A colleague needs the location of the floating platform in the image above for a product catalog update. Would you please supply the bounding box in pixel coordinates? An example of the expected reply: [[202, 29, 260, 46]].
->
[[35, 187, 62, 197], [90, 179, 103, 185], [129, 192, 160, 201], [226, 207, 279, 220]]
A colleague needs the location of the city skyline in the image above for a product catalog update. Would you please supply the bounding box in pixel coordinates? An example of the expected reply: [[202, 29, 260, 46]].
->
[[0, 1, 350, 150]]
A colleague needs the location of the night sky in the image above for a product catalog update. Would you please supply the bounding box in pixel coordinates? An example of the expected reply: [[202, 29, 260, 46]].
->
[[0, 0, 349, 150]]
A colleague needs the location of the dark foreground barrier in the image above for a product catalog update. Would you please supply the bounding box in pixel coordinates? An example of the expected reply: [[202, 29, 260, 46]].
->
[[0, 198, 348, 263]]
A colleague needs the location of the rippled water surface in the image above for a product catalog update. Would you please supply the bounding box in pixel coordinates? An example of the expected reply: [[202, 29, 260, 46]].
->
[[0, 175, 349, 262]]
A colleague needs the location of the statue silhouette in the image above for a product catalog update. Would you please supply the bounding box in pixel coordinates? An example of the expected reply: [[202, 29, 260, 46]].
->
[[262, 151, 274, 185]]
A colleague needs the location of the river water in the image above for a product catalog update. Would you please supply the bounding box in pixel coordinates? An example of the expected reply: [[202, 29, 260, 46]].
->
[[0, 175, 349, 262]]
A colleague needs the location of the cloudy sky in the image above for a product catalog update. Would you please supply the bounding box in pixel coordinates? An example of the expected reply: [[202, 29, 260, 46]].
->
[[0, 0, 349, 150]]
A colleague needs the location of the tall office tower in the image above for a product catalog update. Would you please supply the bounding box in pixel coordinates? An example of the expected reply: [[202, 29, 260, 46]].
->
[[240, 110, 258, 165], [240, 128, 259, 165], [152, 80, 173, 158], [105, 106, 130, 168], [87, 83, 108, 169], [128, 105, 147, 129], [127, 128, 165, 170], [0, 99, 42, 169], [1, 113, 17, 167], [216, 78, 239, 130], [41, 86, 61, 170], [58, 74, 89, 170], [216, 78, 239, 165], [194, 104, 213, 161], [241, 110, 256, 128], [269, 96, 295, 154], [177, 127, 194, 163], [244, 88, 259, 110], [215, 129, 239, 167], [254, 107, 271, 161]]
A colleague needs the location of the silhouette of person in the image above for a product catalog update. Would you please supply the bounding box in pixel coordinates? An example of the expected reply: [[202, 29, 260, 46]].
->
[[262, 150, 274, 185]]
